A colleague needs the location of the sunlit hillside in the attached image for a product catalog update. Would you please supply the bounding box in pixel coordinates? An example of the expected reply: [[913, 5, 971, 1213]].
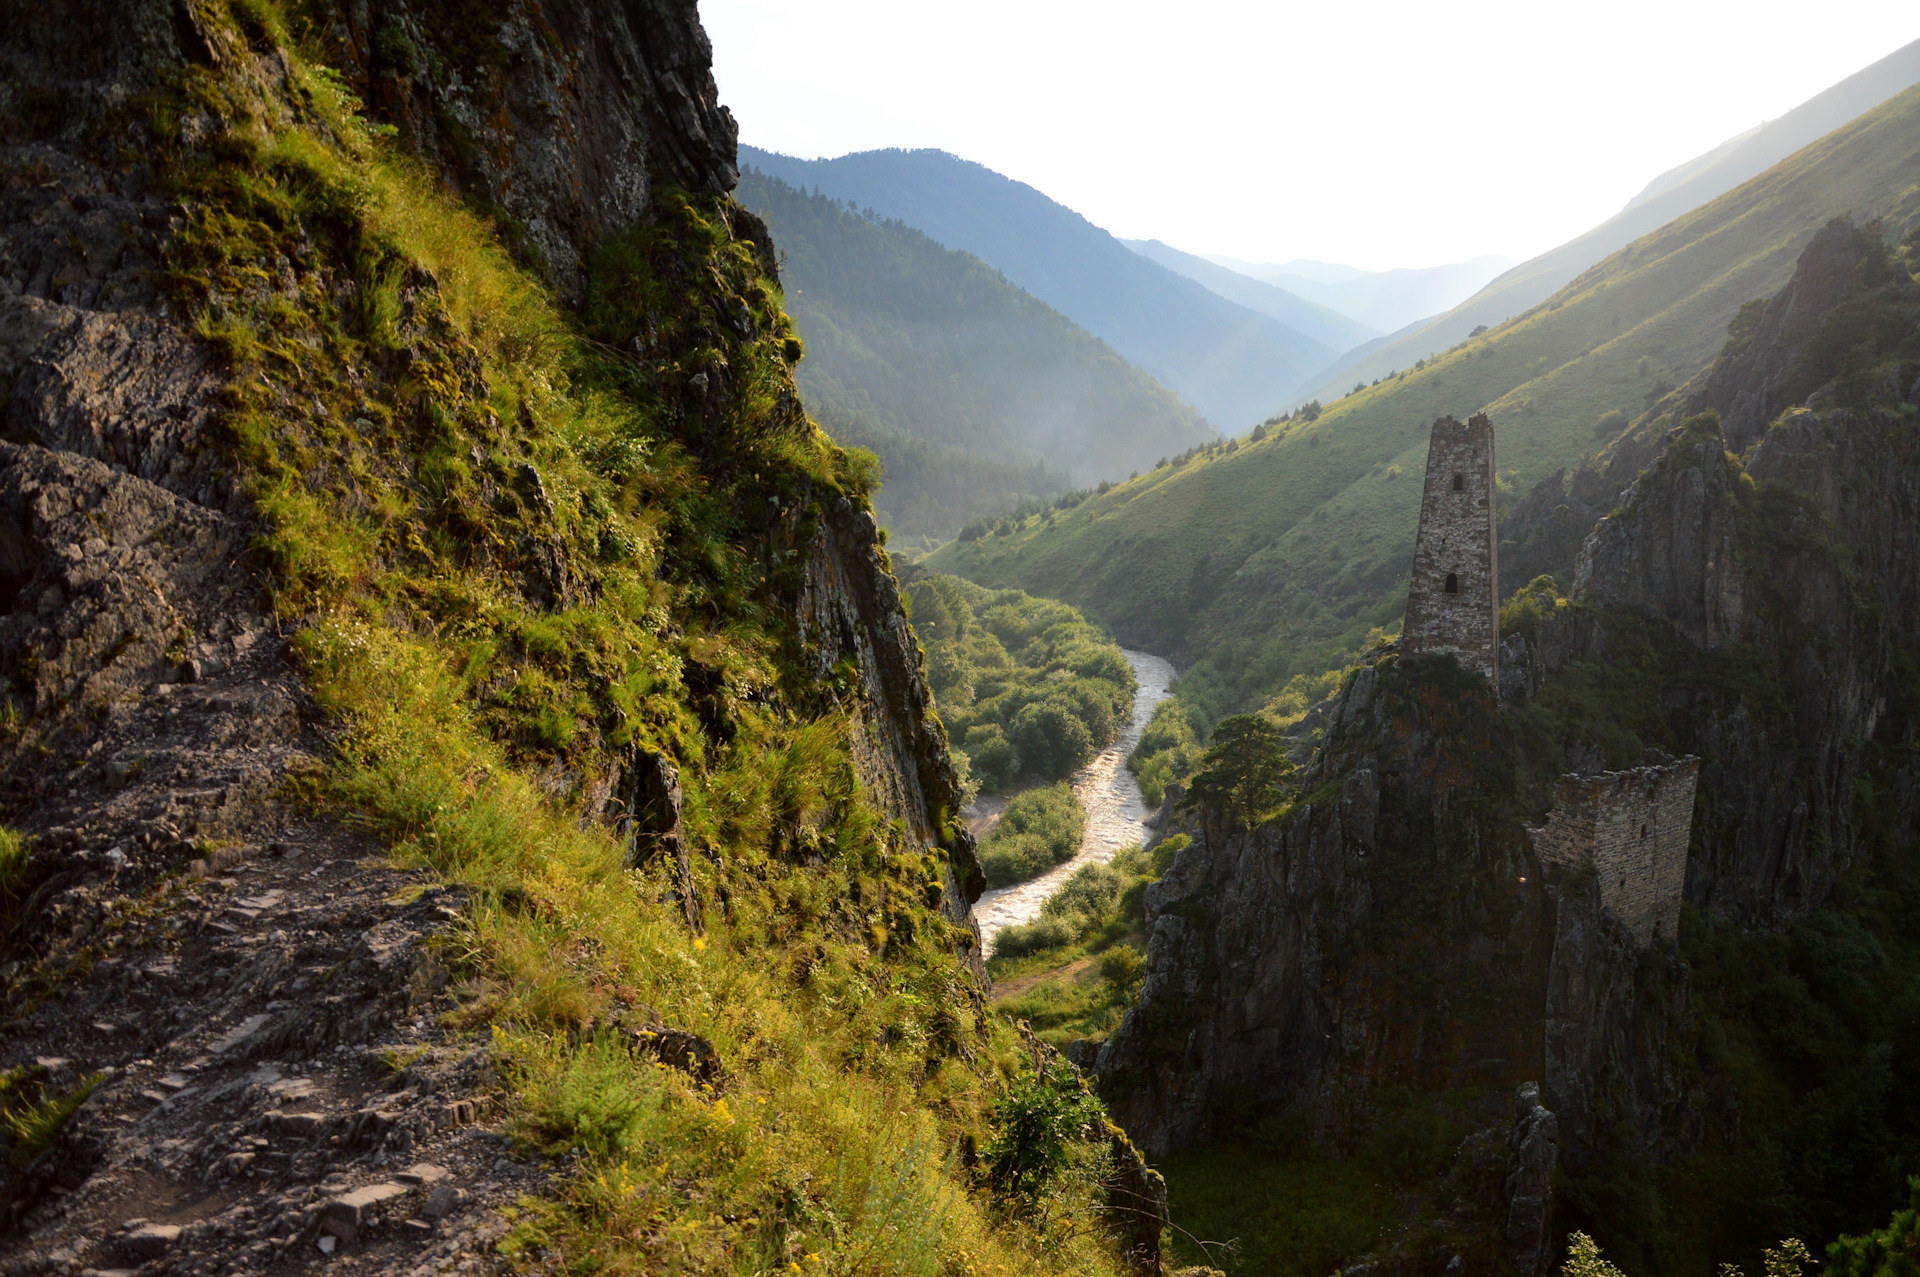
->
[[928, 80, 1920, 703]]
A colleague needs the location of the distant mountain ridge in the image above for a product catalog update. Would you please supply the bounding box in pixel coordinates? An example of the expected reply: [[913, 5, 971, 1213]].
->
[[1204, 253, 1515, 333], [1302, 33, 1920, 401], [928, 76, 1920, 708], [1119, 239, 1379, 351], [740, 144, 1339, 427], [734, 169, 1212, 541]]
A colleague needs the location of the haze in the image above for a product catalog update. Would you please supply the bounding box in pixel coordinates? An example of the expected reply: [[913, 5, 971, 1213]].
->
[[704, 0, 1918, 271]]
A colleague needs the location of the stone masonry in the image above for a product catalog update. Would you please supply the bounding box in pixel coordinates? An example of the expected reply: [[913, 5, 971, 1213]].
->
[[1533, 755, 1701, 946], [1404, 414, 1500, 681]]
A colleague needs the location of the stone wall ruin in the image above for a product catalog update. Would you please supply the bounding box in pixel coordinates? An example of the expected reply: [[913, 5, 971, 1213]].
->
[[1532, 755, 1700, 946], [1403, 413, 1500, 681]]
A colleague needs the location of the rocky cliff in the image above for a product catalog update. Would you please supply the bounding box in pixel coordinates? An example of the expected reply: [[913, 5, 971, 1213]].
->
[[0, 4, 1013, 1274], [1099, 219, 1920, 1274]]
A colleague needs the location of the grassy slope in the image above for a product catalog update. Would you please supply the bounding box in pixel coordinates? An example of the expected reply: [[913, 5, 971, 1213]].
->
[[126, 4, 1142, 1273], [928, 81, 1920, 698]]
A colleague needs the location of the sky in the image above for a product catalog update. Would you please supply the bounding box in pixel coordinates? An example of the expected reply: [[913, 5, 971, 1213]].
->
[[702, 1, 1919, 272]]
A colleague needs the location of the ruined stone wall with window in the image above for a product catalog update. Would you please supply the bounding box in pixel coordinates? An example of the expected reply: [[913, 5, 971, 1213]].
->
[[1403, 414, 1500, 681], [1533, 756, 1700, 946]]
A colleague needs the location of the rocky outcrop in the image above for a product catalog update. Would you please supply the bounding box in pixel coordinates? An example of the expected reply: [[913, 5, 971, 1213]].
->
[[1099, 221, 1920, 1271], [0, 0, 981, 1269], [793, 500, 986, 932], [1096, 657, 1546, 1157], [332, 0, 740, 299], [1692, 217, 1920, 451]]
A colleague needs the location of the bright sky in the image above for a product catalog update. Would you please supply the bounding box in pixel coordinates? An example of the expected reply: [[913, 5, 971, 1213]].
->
[[703, 1, 1919, 272]]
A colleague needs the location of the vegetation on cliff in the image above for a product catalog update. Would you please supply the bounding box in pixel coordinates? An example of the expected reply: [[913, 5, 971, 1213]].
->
[[21, 3, 1150, 1271]]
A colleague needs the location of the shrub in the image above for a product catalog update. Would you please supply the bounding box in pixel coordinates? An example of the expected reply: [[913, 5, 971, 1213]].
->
[[992, 915, 1079, 958], [981, 832, 1055, 887], [1099, 945, 1146, 993], [963, 724, 1021, 789], [1829, 1180, 1919, 1277], [1046, 861, 1122, 922], [984, 1066, 1108, 1202], [1561, 1233, 1626, 1277], [1010, 701, 1096, 778], [1129, 698, 1212, 808], [979, 783, 1085, 887]]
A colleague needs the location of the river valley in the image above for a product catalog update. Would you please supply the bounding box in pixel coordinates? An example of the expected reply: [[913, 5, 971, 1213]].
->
[[970, 650, 1176, 952]]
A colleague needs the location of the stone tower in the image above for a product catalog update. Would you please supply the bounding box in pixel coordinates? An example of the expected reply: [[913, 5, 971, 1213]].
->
[[1532, 755, 1700, 946], [1403, 413, 1499, 681]]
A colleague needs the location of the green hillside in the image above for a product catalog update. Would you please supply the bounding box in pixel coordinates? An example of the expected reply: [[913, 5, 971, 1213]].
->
[[736, 169, 1212, 543], [928, 80, 1920, 705]]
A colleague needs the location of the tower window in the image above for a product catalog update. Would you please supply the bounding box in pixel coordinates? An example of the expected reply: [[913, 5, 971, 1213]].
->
[[1444, 572, 1459, 594], [1451, 472, 1465, 491], [1640, 825, 1649, 839]]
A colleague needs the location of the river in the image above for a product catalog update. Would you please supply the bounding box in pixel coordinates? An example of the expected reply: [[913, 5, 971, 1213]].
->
[[968, 649, 1177, 954]]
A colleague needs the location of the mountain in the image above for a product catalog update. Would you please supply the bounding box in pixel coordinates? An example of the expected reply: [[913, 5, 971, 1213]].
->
[[739, 145, 1338, 427], [734, 169, 1211, 541], [1120, 239, 1379, 351], [0, 4, 1158, 1276], [1104, 217, 1920, 1277], [1302, 33, 1920, 399], [926, 76, 1920, 710], [1206, 253, 1515, 333]]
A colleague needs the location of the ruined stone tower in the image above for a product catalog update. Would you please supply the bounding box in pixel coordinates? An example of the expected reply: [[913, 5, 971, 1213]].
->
[[1403, 413, 1499, 681], [1533, 755, 1701, 946]]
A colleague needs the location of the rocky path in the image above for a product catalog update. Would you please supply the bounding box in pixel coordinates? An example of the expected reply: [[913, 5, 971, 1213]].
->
[[970, 651, 1175, 954]]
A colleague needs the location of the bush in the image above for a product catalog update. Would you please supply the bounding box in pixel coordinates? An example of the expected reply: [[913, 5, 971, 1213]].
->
[[1128, 698, 1203, 808], [1010, 700, 1096, 778], [1099, 945, 1146, 992], [1046, 861, 1122, 921], [992, 915, 1079, 958], [984, 1067, 1108, 1202], [981, 833, 1057, 887], [963, 724, 1020, 790], [979, 783, 1085, 887], [1829, 1179, 1920, 1276]]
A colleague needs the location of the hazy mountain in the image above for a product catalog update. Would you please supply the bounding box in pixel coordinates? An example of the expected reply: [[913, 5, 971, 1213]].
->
[[928, 77, 1920, 706], [734, 169, 1212, 541], [1120, 239, 1378, 351], [739, 145, 1336, 427], [1301, 33, 1920, 401], [1205, 254, 1515, 333]]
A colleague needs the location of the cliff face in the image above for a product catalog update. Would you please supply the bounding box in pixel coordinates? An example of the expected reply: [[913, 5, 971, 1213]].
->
[[1097, 657, 1546, 1155], [1100, 221, 1920, 1271], [0, 2, 989, 1270]]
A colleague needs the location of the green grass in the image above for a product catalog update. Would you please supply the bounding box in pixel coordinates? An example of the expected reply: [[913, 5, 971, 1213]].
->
[[927, 80, 1920, 713], [0, 1063, 101, 1168], [61, 4, 1147, 1273], [1156, 1138, 1399, 1277]]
